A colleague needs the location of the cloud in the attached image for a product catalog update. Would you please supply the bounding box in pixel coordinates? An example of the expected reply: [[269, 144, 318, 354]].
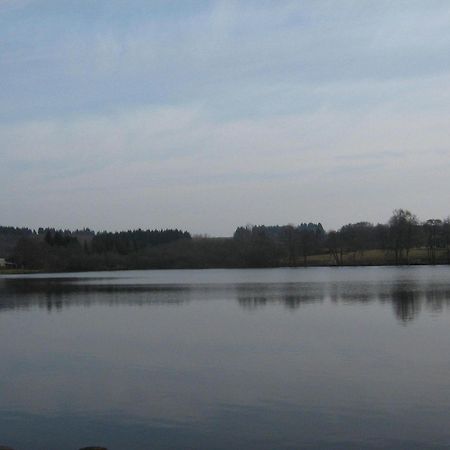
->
[[2, 72, 450, 234], [1, 1, 450, 233], [2, 1, 450, 120]]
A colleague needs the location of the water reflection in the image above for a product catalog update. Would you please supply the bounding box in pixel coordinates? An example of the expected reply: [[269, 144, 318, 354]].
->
[[1, 268, 450, 449], [237, 283, 325, 310], [390, 286, 421, 323], [237, 280, 450, 323], [0, 278, 192, 311], [2, 274, 450, 323]]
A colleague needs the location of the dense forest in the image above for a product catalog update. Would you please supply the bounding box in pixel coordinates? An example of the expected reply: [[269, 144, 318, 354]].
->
[[2, 209, 450, 272]]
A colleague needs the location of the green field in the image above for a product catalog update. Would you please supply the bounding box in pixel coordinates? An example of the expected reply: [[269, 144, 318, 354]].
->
[[304, 248, 449, 266]]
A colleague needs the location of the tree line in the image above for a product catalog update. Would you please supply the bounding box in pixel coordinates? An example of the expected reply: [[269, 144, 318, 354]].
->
[[5, 227, 192, 271], [2, 209, 450, 272]]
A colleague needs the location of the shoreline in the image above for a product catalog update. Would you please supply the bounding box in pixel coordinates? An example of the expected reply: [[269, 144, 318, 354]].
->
[[1, 261, 449, 276]]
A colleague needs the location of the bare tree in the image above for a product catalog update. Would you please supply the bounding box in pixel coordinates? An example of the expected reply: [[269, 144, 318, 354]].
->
[[424, 219, 442, 264], [327, 230, 344, 266], [388, 209, 419, 264]]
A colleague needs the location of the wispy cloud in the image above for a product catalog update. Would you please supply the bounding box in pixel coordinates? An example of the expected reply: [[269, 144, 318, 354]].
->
[[1, 1, 450, 233]]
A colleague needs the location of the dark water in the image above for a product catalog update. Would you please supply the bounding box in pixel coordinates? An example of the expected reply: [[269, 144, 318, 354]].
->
[[1, 267, 450, 450]]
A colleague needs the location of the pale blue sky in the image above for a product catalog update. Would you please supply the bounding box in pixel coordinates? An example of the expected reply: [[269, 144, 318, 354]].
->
[[1, 0, 450, 235]]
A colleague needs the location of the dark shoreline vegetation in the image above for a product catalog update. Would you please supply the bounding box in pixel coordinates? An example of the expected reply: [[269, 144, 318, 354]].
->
[[2, 209, 450, 273]]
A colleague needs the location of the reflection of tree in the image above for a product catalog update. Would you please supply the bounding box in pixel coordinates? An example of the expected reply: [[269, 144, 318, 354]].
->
[[236, 280, 450, 324], [2, 278, 450, 324], [328, 282, 377, 304], [238, 294, 321, 310], [0, 279, 190, 312], [391, 286, 421, 323], [45, 293, 63, 311], [237, 283, 325, 310], [237, 296, 268, 310], [283, 295, 312, 310], [423, 286, 450, 313]]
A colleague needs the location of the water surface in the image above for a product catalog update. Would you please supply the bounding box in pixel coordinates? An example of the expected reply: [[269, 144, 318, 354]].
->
[[1, 267, 450, 449]]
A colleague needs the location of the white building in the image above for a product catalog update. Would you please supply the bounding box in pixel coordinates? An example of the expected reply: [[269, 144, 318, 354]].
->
[[0, 258, 14, 268]]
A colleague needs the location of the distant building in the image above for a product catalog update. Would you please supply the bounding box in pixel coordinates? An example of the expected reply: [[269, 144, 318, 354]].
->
[[0, 258, 15, 268]]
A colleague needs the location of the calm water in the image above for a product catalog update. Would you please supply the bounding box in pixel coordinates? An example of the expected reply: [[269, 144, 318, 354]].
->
[[1, 267, 450, 450]]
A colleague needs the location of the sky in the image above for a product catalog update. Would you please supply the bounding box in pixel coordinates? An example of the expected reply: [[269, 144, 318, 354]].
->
[[1, 0, 450, 236]]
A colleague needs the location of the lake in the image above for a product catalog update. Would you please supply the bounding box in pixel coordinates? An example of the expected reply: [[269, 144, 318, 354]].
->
[[1, 266, 450, 450]]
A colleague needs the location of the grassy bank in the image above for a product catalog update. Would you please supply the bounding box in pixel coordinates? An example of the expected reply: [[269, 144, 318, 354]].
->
[[301, 248, 450, 266], [0, 269, 42, 275]]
